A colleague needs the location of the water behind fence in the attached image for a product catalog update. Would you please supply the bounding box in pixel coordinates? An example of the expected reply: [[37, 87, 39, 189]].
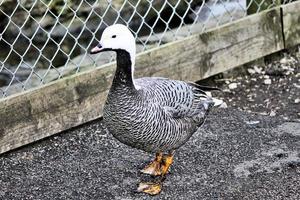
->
[[0, 0, 294, 98]]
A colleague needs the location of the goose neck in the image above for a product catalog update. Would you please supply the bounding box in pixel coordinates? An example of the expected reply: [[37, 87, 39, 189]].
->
[[112, 49, 135, 89]]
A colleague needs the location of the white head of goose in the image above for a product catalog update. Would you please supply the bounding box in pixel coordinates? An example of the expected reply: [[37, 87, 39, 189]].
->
[[90, 24, 223, 195], [91, 24, 138, 89]]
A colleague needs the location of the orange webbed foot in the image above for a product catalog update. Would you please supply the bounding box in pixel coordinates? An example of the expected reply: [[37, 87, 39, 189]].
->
[[138, 151, 174, 195], [137, 182, 162, 195], [140, 152, 163, 176], [141, 152, 174, 176]]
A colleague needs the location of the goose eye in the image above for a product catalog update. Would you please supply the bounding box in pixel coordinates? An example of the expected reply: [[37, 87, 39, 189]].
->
[[112, 35, 116, 38]]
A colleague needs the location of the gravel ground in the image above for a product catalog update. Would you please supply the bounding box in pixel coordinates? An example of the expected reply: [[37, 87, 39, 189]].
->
[[0, 50, 299, 200], [210, 50, 300, 121]]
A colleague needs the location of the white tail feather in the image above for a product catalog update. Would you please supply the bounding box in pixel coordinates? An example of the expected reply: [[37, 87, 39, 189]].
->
[[212, 98, 227, 108], [204, 91, 226, 108]]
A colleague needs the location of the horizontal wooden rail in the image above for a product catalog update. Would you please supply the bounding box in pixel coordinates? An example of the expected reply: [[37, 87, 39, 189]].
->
[[282, 1, 300, 48], [1, 4, 299, 154]]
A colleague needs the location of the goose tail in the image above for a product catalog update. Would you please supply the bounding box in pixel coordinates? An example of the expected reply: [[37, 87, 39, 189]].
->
[[205, 91, 227, 108]]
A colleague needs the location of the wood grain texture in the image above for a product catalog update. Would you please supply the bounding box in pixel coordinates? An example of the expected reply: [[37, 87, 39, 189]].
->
[[0, 8, 284, 154], [134, 8, 283, 81], [246, 0, 281, 15], [282, 1, 300, 48]]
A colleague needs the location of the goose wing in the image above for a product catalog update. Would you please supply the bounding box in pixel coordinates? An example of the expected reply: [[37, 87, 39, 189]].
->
[[135, 77, 218, 121]]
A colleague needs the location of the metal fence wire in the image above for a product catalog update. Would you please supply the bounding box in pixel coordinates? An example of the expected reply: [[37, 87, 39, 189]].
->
[[0, 0, 295, 98]]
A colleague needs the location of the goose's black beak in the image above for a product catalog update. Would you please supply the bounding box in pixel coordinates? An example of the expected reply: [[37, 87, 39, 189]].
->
[[90, 44, 103, 54]]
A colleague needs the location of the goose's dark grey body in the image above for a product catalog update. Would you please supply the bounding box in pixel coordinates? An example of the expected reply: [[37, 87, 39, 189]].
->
[[103, 50, 214, 153]]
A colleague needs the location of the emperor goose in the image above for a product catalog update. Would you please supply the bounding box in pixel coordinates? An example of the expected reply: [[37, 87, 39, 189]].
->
[[90, 24, 222, 195]]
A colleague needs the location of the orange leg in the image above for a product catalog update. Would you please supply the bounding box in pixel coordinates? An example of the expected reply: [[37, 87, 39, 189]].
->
[[138, 152, 174, 195], [160, 153, 174, 176]]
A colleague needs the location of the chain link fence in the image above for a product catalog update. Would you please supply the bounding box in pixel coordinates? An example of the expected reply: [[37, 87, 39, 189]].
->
[[0, 0, 295, 98]]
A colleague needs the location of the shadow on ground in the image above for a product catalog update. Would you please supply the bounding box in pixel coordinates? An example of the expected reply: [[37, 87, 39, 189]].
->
[[0, 109, 299, 199]]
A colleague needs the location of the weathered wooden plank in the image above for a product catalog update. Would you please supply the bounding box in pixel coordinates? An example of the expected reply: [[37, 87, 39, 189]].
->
[[246, 0, 281, 15], [0, 65, 114, 153], [282, 0, 300, 48], [134, 7, 283, 80], [0, 8, 284, 154]]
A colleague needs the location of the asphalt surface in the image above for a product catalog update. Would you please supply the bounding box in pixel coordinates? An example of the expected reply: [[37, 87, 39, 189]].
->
[[0, 108, 299, 200]]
